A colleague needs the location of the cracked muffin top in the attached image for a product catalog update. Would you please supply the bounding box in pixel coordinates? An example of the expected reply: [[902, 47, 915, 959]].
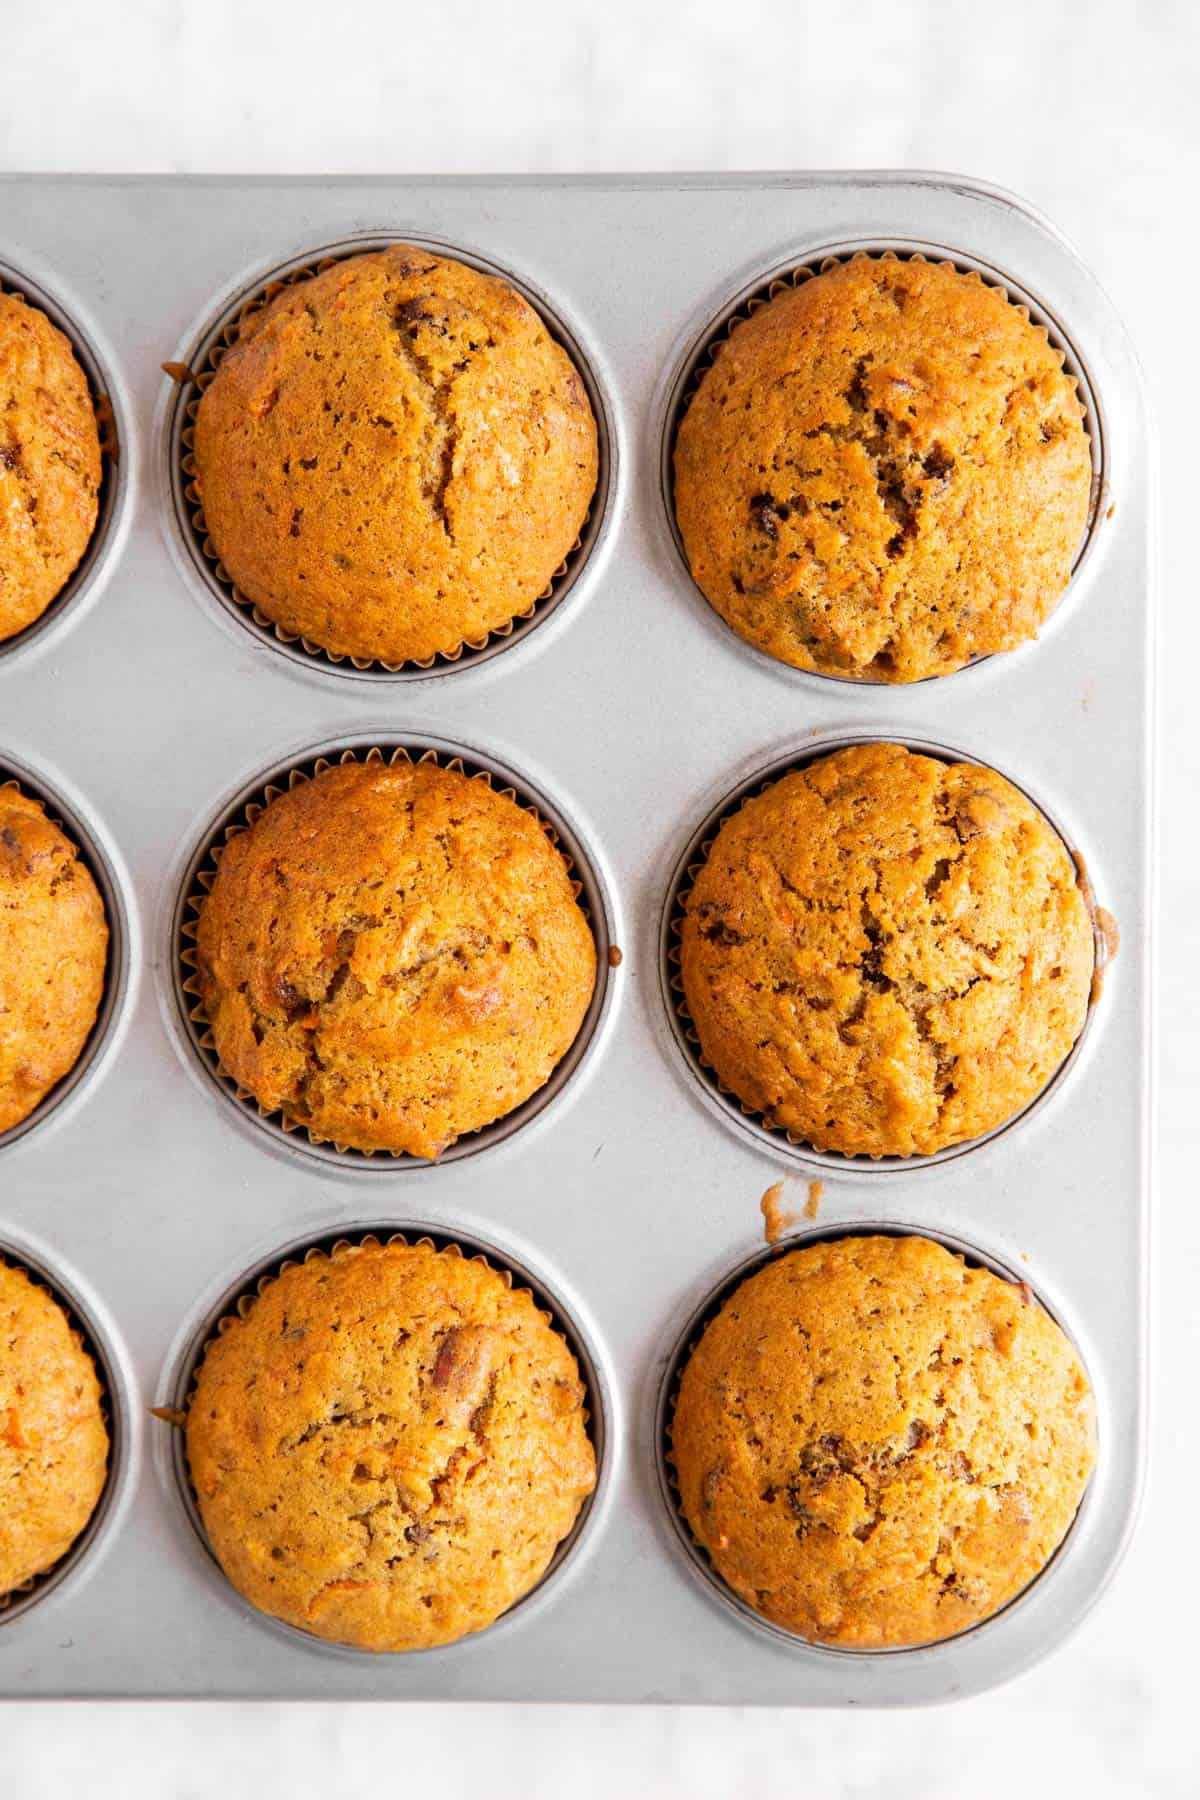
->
[[1, 1259, 109, 1598], [671, 1234, 1095, 1648], [0, 786, 109, 1135], [678, 743, 1093, 1159], [0, 292, 102, 645], [186, 1239, 596, 1652], [673, 256, 1091, 682], [193, 758, 597, 1157], [191, 245, 599, 666]]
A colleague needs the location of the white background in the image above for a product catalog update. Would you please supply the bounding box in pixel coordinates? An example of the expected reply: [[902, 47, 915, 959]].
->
[[3, 1, 1193, 1793]]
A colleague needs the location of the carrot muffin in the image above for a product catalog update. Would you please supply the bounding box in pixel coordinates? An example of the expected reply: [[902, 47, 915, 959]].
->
[[191, 246, 598, 666], [186, 1239, 596, 1652], [673, 256, 1091, 682], [0, 291, 102, 644], [678, 743, 1093, 1159], [0, 786, 108, 1133], [1, 1259, 109, 1597], [671, 1234, 1095, 1648], [193, 758, 596, 1157]]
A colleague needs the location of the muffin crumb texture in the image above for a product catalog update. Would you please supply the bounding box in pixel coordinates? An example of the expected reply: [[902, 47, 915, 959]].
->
[[194, 759, 596, 1157], [671, 1234, 1095, 1647], [0, 785, 108, 1133], [679, 742, 1092, 1158], [192, 245, 598, 666], [0, 292, 102, 644], [673, 256, 1091, 682], [0, 1260, 109, 1598], [186, 1241, 596, 1652]]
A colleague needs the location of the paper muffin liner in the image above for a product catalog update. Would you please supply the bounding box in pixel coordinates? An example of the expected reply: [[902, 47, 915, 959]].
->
[[167, 238, 609, 680], [0, 768, 122, 1152], [661, 734, 1112, 1175], [157, 1226, 604, 1655], [655, 1221, 1095, 1657], [665, 244, 1104, 687], [0, 262, 123, 664], [0, 1249, 116, 1620], [175, 740, 612, 1169]]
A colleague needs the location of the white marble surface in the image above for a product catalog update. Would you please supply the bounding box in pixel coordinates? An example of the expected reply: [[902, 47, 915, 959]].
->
[[3, 0, 1194, 1792]]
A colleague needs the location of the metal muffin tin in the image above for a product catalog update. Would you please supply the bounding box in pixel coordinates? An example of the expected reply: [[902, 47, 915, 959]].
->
[[0, 173, 1152, 1704]]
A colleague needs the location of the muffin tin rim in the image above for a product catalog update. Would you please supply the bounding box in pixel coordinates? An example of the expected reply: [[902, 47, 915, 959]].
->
[[656, 724, 1113, 1178], [653, 235, 1109, 692], [0, 1224, 141, 1629], [156, 227, 622, 689], [652, 1216, 1101, 1661], [0, 249, 136, 671], [157, 724, 623, 1177], [151, 1212, 620, 1662], [0, 747, 142, 1154]]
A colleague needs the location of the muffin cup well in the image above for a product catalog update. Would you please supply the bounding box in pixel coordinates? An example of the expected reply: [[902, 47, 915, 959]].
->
[[163, 233, 616, 683], [0, 1234, 135, 1625], [154, 1221, 613, 1659], [170, 734, 619, 1173], [659, 242, 1106, 688], [0, 258, 132, 667], [654, 1219, 1097, 1657], [659, 730, 1114, 1177], [0, 754, 138, 1152]]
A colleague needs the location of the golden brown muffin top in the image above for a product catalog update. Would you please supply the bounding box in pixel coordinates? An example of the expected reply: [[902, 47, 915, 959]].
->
[[0, 1259, 109, 1597], [671, 1234, 1095, 1648], [0, 291, 102, 644], [191, 246, 598, 666], [194, 759, 596, 1157], [186, 1240, 596, 1652], [673, 256, 1091, 682], [678, 743, 1093, 1159], [0, 785, 109, 1134]]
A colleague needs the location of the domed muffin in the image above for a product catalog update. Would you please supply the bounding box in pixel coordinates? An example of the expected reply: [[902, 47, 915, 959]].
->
[[186, 1238, 596, 1652], [671, 1234, 1096, 1648], [191, 246, 598, 666], [0, 1259, 109, 1597], [673, 255, 1091, 682], [678, 742, 1093, 1158], [0, 785, 109, 1134], [193, 757, 596, 1156], [0, 291, 102, 644]]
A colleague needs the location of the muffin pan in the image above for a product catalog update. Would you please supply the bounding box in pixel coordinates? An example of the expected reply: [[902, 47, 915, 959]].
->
[[0, 174, 1151, 1703]]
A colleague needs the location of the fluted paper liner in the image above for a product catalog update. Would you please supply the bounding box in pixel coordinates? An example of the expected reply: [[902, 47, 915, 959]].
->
[[663, 737, 1110, 1171], [669, 246, 1102, 686], [177, 743, 600, 1165], [172, 244, 600, 677]]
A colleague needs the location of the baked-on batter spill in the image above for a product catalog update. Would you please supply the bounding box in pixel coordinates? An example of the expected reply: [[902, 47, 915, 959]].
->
[[679, 743, 1093, 1159], [0, 1261, 109, 1599], [670, 1234, 1095, 1648], [185, 1240, 595, 1653], [0, 786, 108, 1133], [192, 245, 598, 667], [193, 758, 596, 1157], [674, 256, 1091, 682], [0, 291, 102, 643]]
